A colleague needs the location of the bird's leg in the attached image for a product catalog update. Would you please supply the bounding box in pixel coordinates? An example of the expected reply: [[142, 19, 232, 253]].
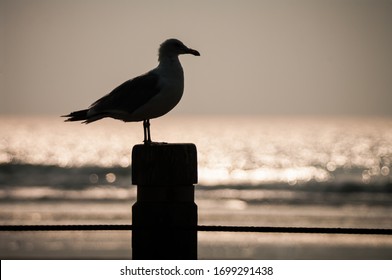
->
[[143, 120, 149, 144], [146, 119, 152, 143], [143, 120, 148, 144], [143, 119, 152, 144]]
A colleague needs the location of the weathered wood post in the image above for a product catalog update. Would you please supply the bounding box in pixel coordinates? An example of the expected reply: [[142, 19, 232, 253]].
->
[[131, 143, 198, 260]]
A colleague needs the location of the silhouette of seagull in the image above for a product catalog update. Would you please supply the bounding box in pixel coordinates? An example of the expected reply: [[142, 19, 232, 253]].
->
[[62, 38, 200, 143]]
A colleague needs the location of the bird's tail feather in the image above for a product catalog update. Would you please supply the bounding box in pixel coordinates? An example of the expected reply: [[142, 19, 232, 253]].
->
[[61, 109, 89, 122]]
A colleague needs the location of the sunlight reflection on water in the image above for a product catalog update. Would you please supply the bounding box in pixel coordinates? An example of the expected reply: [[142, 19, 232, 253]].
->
[[1, 115, 391, 186]]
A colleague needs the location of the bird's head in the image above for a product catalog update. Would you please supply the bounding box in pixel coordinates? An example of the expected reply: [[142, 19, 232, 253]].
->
[[159, 38, 200, 60]]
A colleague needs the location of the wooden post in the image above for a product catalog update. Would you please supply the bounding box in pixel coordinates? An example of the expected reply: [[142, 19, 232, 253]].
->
[[131, 143, 198, 260]]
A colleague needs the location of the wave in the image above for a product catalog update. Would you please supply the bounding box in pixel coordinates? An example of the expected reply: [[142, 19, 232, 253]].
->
[[2, 162, 391, 192], [0, 163, 131, 188]]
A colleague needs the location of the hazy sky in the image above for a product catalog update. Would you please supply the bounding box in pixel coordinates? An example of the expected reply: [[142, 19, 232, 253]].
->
[[1, 0, 392, 116]]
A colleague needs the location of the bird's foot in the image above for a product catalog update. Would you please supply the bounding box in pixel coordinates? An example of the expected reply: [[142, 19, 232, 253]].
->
[[143, 141, 168, 145]]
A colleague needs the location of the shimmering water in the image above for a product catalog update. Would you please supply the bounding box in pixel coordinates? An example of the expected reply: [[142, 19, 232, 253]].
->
[[1, 115, 392, 210], [1, 115, 391, 187]]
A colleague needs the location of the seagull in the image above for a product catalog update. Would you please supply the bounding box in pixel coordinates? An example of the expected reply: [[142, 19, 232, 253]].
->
[[62, 38, 200, 143]]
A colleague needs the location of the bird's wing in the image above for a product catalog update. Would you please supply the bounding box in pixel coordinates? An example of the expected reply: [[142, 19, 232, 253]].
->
[[89, 70, 161, 116]]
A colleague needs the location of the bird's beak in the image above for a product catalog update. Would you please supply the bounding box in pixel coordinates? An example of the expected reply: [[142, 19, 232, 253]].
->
[[187, 48, 200, 56]]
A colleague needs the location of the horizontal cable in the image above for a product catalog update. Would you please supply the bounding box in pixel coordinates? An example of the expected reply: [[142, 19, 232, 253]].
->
[[198, 225, 392, 235], [0, 224, 391, 235], [0, 225, 132, 231]]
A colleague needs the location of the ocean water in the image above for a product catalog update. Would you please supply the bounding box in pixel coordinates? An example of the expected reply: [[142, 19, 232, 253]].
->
[[1, 115, 392, 259], [1, 115, 392, 186]]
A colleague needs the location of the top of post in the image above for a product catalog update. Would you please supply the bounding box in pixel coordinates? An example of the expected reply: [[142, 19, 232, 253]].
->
[[131, 143, 198, 185]]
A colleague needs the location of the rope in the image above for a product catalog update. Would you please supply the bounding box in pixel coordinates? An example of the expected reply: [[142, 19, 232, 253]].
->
[[0, 224, 391, 235], [198, 225, 392, 235], [0, 225, 132, 231]]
